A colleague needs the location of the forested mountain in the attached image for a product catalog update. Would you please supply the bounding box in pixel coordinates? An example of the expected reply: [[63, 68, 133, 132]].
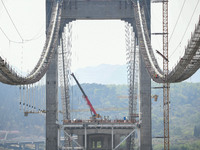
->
[[0, 83, 45, 140], [74, 64, 200, 84], [151, 82, 200, 149], [74, 64, 127, 84], [70, 84, 129, 120], [151, 82, 200, 137], [0, 81, 200, 149]]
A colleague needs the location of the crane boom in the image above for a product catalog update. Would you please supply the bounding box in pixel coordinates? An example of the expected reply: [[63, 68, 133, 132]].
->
[[71, 73, 98, 117]]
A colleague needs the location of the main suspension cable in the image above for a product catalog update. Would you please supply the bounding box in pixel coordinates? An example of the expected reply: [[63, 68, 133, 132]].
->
[[1, 0, 23, 41], [169, 0, 200, 59]]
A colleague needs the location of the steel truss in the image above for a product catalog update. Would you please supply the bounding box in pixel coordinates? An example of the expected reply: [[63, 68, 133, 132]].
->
[[162, 1, 170, 150], [125, 22, 139, 150]]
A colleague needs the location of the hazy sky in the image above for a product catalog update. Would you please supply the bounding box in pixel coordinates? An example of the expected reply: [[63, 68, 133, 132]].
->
[[151, 0, 200, 70], [0, 0, 200, 74]]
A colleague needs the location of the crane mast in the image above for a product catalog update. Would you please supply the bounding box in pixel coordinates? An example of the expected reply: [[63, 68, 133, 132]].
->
[[163, 1, 170, 150], [71, 73, 100, 119]]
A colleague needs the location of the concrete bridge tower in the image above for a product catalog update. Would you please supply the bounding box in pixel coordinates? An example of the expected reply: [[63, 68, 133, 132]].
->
[[45, 0, 151, 149]]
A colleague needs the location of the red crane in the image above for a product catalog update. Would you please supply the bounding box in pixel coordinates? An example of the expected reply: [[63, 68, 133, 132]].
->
[[71, 73, 101, 119]]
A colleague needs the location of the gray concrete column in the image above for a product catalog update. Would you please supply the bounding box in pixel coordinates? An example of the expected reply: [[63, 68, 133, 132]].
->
[[138, 1, 152, 149], [46, 49, 59, 150], [139, 51, 152, 150], [46, 0, 58, 150], [124, 17, 152, 150], [46, 1, 59, 149]]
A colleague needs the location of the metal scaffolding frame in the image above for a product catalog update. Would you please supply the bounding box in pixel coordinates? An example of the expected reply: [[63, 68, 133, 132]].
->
[[125, 21, 139, 150], [162, 1, 170, 150], [58, 23, 72, 121], [59, 123, 136, 150]]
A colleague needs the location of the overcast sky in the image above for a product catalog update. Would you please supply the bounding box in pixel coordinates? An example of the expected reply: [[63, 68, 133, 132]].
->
[[0, 0, 200, 74]]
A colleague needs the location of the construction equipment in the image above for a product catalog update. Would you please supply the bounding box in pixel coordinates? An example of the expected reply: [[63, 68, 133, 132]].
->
[[156, 50, 169, 62], [24, 110, 46, 116], [151, 95, 158, 102], [71, 73, 101, 119], [24, 110, 64, 117]]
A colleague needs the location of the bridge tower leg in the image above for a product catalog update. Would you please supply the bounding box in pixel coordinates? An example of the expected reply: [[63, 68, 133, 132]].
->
[[46, 1, 59, 150], [138, 0, 152, 149], [139, 52, 152, 150], [125, 9, 152, 148], [46, 49, 59, 150]]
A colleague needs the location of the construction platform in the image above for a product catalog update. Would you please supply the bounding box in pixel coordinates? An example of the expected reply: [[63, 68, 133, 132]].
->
[[59, 120, 139, 150]]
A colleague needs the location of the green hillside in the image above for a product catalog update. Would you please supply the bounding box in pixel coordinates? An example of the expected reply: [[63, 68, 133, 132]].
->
[[152, 82, 200, 149], [0, 83, 45, 140], [0, 82, 200, 149]]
